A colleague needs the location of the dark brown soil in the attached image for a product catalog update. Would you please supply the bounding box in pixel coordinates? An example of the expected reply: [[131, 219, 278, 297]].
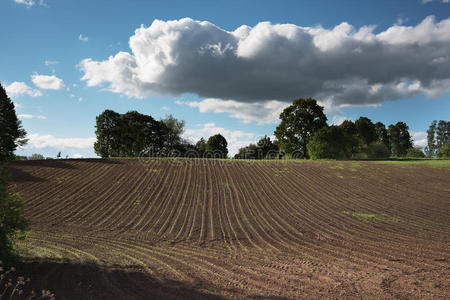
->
[[7, 158, 450, 299]]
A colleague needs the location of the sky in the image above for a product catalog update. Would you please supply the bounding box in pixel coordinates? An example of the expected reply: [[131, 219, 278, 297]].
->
[[1, 0, 450, 158]]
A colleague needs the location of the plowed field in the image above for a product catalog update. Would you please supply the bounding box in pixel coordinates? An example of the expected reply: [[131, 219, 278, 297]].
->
[[7, 158, 450, 299]]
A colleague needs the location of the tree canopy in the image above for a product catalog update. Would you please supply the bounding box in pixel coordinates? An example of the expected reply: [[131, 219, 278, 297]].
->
[[206, 134, 228, 158], [274, 98, 327, 158], [0, 84, 27, 161]]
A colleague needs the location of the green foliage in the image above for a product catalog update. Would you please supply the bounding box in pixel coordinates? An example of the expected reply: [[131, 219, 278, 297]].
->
[[366, 142, 390, 159], [235, 136, 279, 159], [274, 98, 327, 158], [425, 120, 437, 157], [425, 120, 449, 157], [307, 126, 349, 159], [355, 117, 377, 146], [0, 84, 28, 161], [160, 114, 185, 151], [195, 137, 207, 157], [388, 122, 413, 157], [338, 120, 360, 158], [436, 142, 450, 158], [405, 148, 426, 158], [436, 120, 450, 150], [0, 167, 28, 262], [94, 110, 164, 158], [374, 122, 389, 149], [206, 134, 228, 158]]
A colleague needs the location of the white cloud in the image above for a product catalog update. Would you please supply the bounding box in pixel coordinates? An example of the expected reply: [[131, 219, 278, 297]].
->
[[78, 97, 83, 102], [14, 103, 23, 109], [331, 115, 352, 125], [411, 131, 427, 148], [177, 98, 288, 124], [80, 17, 450, 109], [160, 106, 169, 111], [18, 114, 47, 120], [183, 123, 260, 156], [73, 153, 84, 158], [18, 114, 34, 119], [25, 133, 96, 149], [78, 34, 89, 42], [13, 0, 35, 7], [422, 0, 449, 3], [31, 74, 64, 90], [5, 82, 42, 98], [45, 60, 59, 66]]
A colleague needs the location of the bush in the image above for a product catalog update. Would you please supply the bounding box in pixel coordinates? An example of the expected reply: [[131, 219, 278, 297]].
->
[[366, 142, 391, 159], [0, 168, 28, 262], [307, 126, 348, 159], [436, 142, 450, 158], [405, 148, 426, 158]]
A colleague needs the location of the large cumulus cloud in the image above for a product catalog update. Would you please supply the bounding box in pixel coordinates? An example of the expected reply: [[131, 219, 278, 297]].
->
[[80, 16, 450, 106]]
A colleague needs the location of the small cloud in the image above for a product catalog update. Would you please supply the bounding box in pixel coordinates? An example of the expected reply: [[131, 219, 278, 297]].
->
[[25, 133, 96, 149], [411, 131, 427, 148], [78, 97, 83, 102], [177, 98, 288, 125], [331, 115, 352, 125], [45, 60, 59, 66], [395, 17, 408, 25], [18, 114, 34, 119], [78, 34, 89, 42], [13, 0, 35, 7], [31, 74, 65, 90], [69, 94, 75, 98], [14, 103, 23, 109], [73, 153, 84, 158], [160, 106, 169, 111], [5, 82, 42, 98], [18, 114, 47, 120]]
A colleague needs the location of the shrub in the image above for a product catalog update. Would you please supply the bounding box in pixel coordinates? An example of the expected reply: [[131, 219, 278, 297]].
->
[[0, 168, 28, 262], [436, 142, 450, 158], [307, 126, 348, 159], [366, 142, 390, 159], [405, 148, 426, 158]]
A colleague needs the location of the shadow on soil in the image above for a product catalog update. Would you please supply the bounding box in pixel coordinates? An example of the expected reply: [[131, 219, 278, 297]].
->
[[12, 259, 225, 300]]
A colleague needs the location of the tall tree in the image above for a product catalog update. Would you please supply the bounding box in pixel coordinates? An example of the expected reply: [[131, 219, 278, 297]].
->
[[436, 120, 450, 151], [195, 137, 207, 157], [0, 84, 27, 161], [425, 120, 437, 158], [256, 135, 279, 159], [339, 120, 359, 157], [206, 134, 228, 158], [388, 122, 413, 157], [355, 117, 376, 146], [274, 98, 327, 158], [374, 122, 389, 149], [160, 114, 185, 151], [94, 110, 121, 158]]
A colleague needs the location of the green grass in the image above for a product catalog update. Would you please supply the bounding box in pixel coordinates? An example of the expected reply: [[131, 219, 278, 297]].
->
[[342, 211, 400, 223], [377, 159, 450, 169]]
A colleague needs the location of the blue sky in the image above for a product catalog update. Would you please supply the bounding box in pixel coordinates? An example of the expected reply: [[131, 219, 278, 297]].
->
[[1, 0, 450, 157]]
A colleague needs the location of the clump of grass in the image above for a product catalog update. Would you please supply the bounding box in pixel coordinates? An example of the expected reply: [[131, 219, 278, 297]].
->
[[0, 260, 54, 299], [342, 211, 399, 223]]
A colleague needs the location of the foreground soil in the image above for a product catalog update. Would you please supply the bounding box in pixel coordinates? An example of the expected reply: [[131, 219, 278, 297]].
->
[[6, 158, 450, 299]]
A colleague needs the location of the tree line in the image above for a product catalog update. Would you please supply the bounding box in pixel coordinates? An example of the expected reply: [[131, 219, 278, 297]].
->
[[94, 99, 449, 160], [94, 110, 229, 158]]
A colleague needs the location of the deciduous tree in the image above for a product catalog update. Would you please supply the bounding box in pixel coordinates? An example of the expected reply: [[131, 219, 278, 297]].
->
[[274, 98, 327, 158]]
